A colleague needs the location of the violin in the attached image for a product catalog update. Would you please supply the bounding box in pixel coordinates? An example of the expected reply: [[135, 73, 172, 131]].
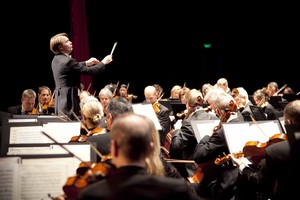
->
[[63, 160, 115, 200], [69, 127, 107, 143], [161, 129, 175, 159], [153, 102, 161, 114], [164, 158, 203, 184], [25, 107, 39, 114], [242, 115, 287, 164], [243, 133, 287, 158], [214, 152, 244, 166]]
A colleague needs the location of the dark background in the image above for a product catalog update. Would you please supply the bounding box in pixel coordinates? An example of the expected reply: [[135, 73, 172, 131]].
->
[[1, 1, 299, 111]]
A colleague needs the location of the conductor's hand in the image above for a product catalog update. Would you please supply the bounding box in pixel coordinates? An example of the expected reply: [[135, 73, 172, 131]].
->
[[85, 57, 100, 66], [101, 55, 113, 65]]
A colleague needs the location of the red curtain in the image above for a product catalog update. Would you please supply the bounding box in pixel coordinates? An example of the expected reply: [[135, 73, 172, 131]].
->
[[70, 0, 93, 93]]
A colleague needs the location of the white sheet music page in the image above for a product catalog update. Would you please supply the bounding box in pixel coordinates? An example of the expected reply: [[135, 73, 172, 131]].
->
[[0, 157, 20, 200], [42, 122, 81, 143], [223, 121, 283, 154], [132, 103, 162, 130], [9, 126, 50, 144], [20, 157, 78, 200]]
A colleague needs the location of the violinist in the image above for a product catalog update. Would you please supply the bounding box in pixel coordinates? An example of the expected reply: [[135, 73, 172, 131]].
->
[[86, 97, 134, 162], [144, 85, 171, 145], [98, 86, 113, 128], [192, 87, 244, 200], [7, 88, 39, 115], [253, 88, 283, 120], [169, 89, 219, 181], [230, 99, 300, 200], [116, 83, 137, 103], [36, 85, 55, 114], [77, 113, 199, 200], [70, 97, 106, 143], [232, 87, 254, 121]]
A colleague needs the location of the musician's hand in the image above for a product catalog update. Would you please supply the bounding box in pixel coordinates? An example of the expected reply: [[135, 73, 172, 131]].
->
[[229, 155, 251, 172]]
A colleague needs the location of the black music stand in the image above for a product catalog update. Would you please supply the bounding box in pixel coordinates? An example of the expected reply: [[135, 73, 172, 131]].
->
[[249, 105, 267, 121]]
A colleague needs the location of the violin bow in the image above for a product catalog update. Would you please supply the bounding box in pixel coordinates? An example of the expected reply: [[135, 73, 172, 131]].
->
[[41, 130, 85, 163], [58, 109, 72, 122], [71, 110, 89, 134], [250, 115, 269, 140], [113, 81, 120, 97], [70, 111, 106, 161], [86, 82, 92, 93], [273, 84, 287, 96]]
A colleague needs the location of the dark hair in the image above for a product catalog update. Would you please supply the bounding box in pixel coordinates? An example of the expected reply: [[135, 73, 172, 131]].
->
[[106, 97, 133, 118]]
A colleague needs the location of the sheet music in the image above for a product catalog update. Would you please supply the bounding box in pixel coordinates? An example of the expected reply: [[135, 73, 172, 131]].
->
[[191, 120, 220, 142], [0, 157, 20, 200], [20, 157, 78, 200], [42, 122, 81, 143], [223, 121, 283, 154], [132, 103, 162, 130], [8, 144, 91, 162], [9, 126, 50, 144], [0, 156, 87, 200]]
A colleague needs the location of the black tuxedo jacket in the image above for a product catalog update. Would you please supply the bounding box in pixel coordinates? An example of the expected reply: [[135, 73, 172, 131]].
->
[[77, 166, 199, 200], [51, 53, 106, 119]]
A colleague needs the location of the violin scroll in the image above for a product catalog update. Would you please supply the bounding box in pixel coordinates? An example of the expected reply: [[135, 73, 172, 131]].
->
[[214, 152, 244, 166]]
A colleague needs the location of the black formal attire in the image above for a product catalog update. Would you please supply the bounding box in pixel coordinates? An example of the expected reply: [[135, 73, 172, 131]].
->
[[262, 103, 282, 120], [77, 165, 200, 200], [236, 140, 290, 200], [87, 132, 111, 162], [193, 112, 244, 200], [156, 103, 171, 145], [51, 53, 106, 120], [170, 109, 219, 179], [7, 105, 22, 114], [240, 101, 253, 121]]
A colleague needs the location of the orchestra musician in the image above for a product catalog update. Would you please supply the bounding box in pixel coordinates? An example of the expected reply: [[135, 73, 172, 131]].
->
[[170, 88, 219, 181], [252, 88, 283, 120], [36, 85, 55, 114], [232, 87, 253, 121], [7, 88, 39, 115], [98, 86, 113, 128], [144, 85, 171, 145], [230, 99, 300, 200], [77, 112, 199, 200], [69, 96, 105, 143], [115, 83, 137, 103], [192, 87, 244, 200], [86, 97, 134, 162]]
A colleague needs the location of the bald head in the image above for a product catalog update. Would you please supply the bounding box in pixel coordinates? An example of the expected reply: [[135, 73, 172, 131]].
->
[[144, 85, 159, 104], [111, 113, 153, 162]]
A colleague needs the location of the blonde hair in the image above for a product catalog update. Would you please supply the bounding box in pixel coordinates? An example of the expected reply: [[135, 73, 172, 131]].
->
[[50, 32, 68, 54], [145, 117, 165, 176], [81, 100, 103, 125]]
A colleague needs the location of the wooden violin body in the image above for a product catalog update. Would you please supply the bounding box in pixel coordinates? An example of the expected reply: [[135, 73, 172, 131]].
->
[[63, 161, 114, 200]]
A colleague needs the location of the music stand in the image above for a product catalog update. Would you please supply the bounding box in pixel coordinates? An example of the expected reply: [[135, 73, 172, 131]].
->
[[249, 105, 267, 121]]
